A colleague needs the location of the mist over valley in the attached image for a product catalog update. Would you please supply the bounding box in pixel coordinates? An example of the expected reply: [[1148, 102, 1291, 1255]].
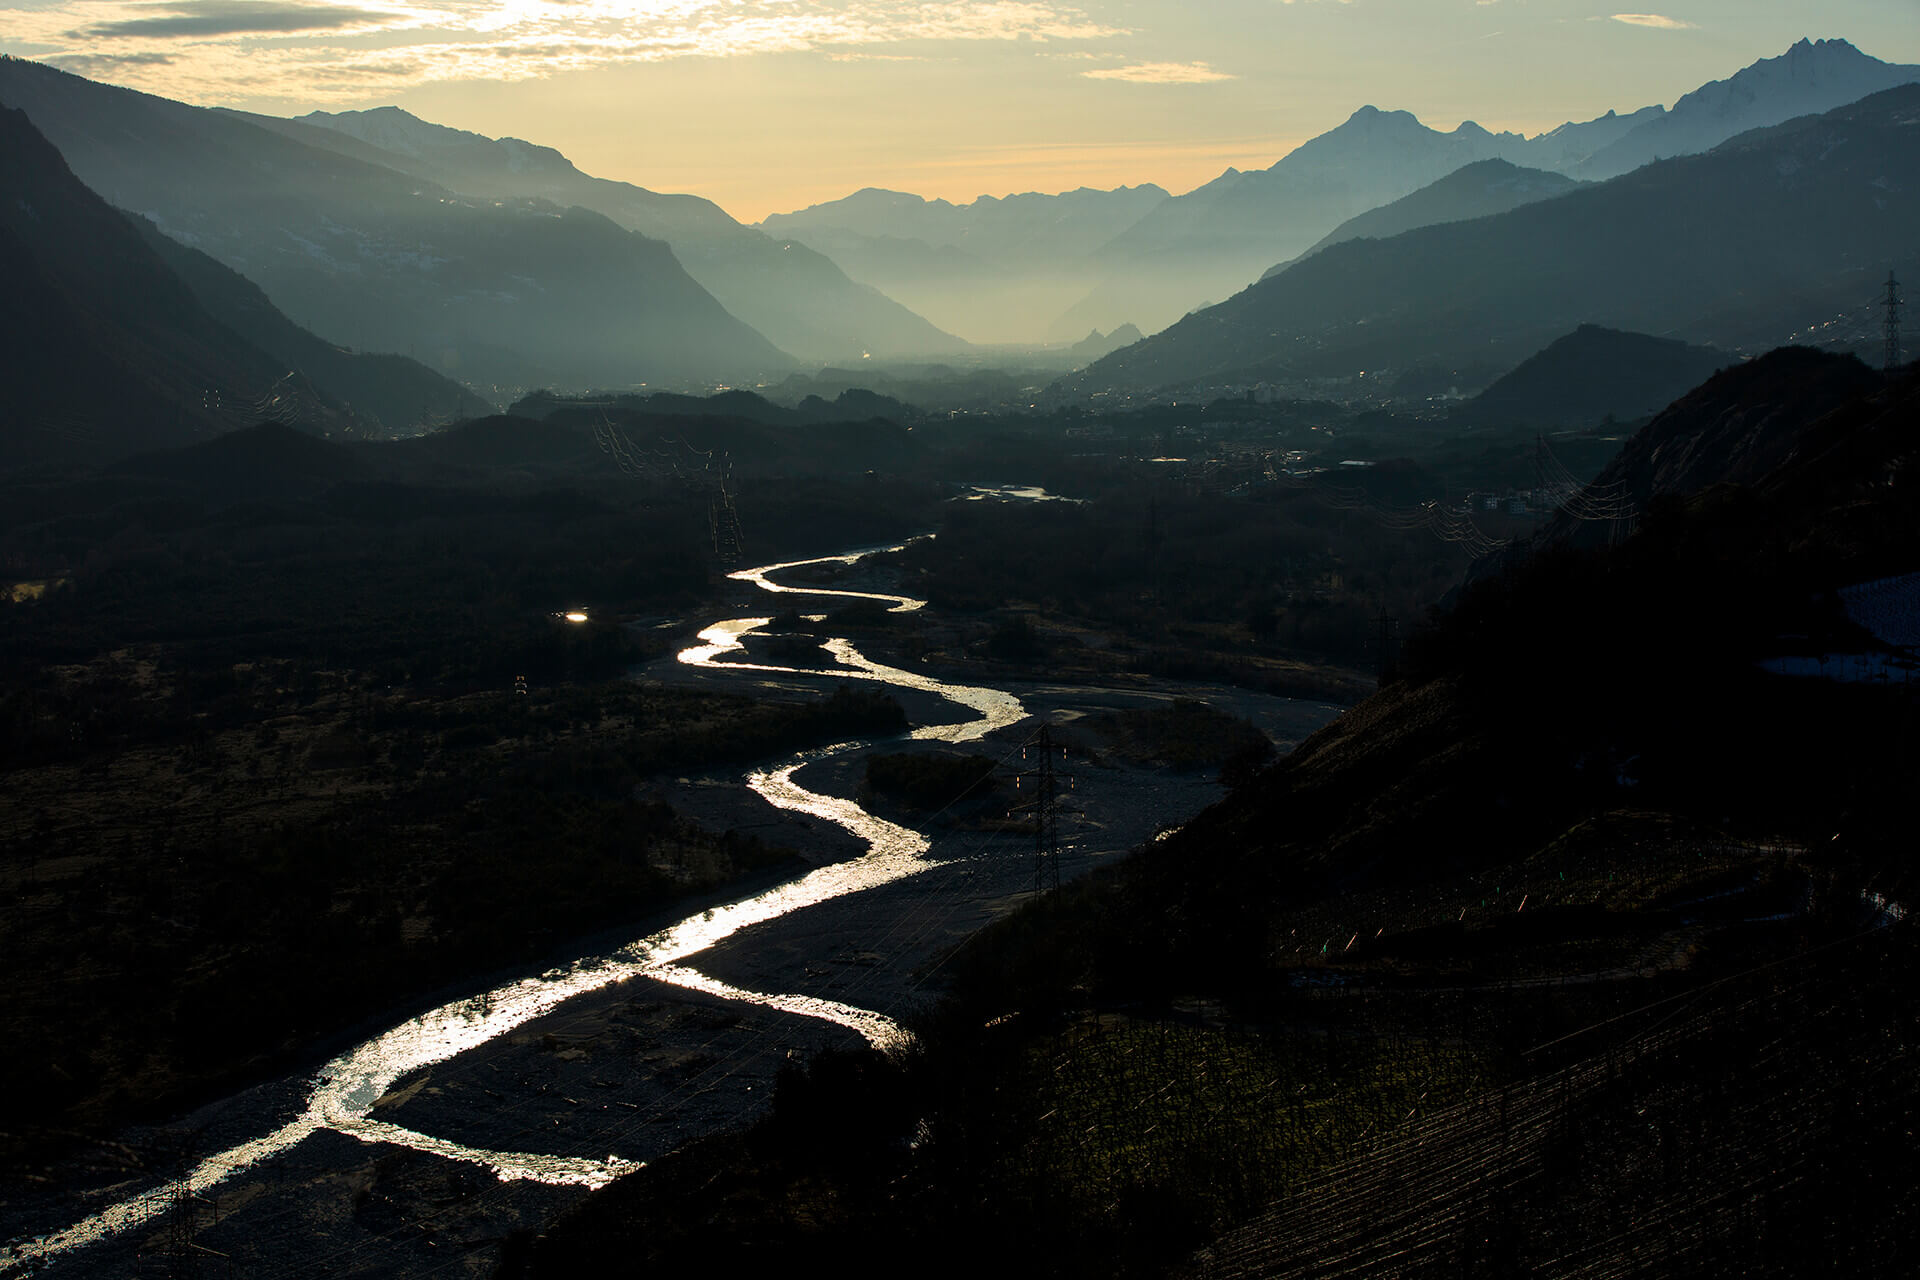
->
[[2, 20, 1918, 1278]]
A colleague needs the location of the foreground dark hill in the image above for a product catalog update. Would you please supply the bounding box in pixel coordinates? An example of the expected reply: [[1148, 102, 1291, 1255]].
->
[[514, 351, 1920, 1279], [0, 105, 321, 462], [1461, 325, 1730, 427], [104, 421, 375, 502], [0, 57, 790, 391], [1066, 86, 1920, 396], [256, 107, 964, 364], [1155, 350, 1912, 925]]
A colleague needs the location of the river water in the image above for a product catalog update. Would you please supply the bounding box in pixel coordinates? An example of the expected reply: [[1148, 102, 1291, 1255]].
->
[[4, 539, 1341, 1276], [0, 545, 1028, 1274]]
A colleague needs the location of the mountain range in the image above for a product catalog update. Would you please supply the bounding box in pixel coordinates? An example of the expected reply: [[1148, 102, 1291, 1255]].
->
[[1058, 85, 1920, 399], [763, 38, 1920, 343], [0, 104, 479, 463], [252, 107, 965, 365], [0, 57, 793, 395], [757, 185, 1171, 345]]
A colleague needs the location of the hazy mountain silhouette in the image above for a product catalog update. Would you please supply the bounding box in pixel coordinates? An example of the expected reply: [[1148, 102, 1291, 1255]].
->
[[0, 104, 354, 464], [260, 107, 964, 364], [1058, 39, 1918, 337], [757, 185, 1170, 344], [1265, 160, 1583, 278], [127, 219, 493, 431], [1068, 324, 1145, 365], [1463, 326, 1730, 428], [1506, 104, 1669, 171], [1058, 108, 1541, 336], [1060, 86, 1920, 398], [0, 58, 792, 394], [1573, 38, 1920, 179]]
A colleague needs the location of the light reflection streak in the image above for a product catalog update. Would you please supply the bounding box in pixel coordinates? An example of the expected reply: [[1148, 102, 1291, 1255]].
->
[[2, 541, 1023, 1275], [726, 546, 924, 613]]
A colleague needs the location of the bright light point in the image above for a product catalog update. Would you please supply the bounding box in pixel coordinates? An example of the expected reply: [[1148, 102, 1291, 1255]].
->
[[564, 611, 589, 623]]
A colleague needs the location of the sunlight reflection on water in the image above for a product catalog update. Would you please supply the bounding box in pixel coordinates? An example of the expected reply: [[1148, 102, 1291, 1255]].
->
[[3, 544, 1023, 1273]]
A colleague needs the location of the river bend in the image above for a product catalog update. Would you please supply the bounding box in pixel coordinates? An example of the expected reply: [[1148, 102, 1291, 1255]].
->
[[2, 545, 1025, 1274]]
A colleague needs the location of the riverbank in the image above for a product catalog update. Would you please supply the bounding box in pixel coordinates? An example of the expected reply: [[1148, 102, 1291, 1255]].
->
[[6, 541, 1344, 1278], [0, 675, 905, 1189]]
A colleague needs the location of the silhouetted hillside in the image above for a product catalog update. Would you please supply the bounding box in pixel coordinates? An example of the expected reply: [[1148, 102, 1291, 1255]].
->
[[1269, 160, 1582, 276], [1158, 354, 1916, 944], [1462, 325, 1730, 427], [1509, 346, 1886, 568], [0, 105, 321, 463], [509, 387, 913, 428], [376, 415, 601, 476], [105, 421, 374, 501]]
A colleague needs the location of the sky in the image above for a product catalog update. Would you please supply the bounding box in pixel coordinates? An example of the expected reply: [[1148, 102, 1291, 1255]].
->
[[4, 0, 1917, 222]]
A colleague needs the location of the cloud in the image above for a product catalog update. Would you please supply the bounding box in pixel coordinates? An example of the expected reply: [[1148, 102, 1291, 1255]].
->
[[9, 0, 1131, 102], [1610, 13, 1696, 29], [1082, 60, 1232, 84], [46, 48, 177, 73], [83, 0, 401, 38]]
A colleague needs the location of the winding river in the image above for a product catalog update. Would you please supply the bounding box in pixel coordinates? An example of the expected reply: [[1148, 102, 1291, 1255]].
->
[[2, 545, 1026, 1274]]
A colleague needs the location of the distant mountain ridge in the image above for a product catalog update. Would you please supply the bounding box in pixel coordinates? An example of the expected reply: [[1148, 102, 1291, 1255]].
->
[[0, 57, 792, 394], [752, 39, 1915, 343], [1058, 86, 1920, 398], [1061, 40, 1919, 335], [761, 184, 1173, 264], [1573, 37, 1920, 178], [755, 184, 1172, 344], [272, 107, 965, 364]]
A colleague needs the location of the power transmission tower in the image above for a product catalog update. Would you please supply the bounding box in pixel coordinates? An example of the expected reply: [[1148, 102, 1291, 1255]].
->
[[152, 1180, 231, 1279], [1884, 271, 1905, 371], [1012, 723, 1074, 897], [709, 453, 745, 565]]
